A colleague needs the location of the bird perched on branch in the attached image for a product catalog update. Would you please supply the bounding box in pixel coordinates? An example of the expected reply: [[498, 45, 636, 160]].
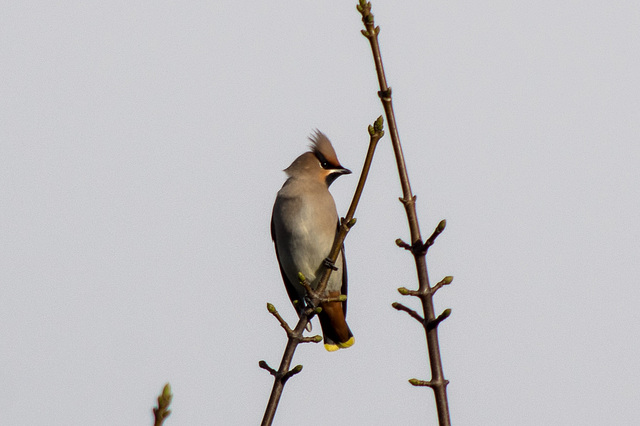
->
[[271, 131, 354, 351]]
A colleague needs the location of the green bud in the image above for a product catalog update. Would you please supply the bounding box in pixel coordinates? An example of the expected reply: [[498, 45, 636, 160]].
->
[[437, 219, 447, 232], [374, 115, 384, 130], [313, 335, 323, 343], [398, 287, 410, 295], [162, 383, 172, 399], [267, 303, 276, 313], [338, 294, 348, 302], [443, 276, 453, 284], [297, 272, 306, 283]]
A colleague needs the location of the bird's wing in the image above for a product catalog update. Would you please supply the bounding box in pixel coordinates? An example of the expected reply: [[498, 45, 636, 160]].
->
[[271, 215, 305, 316], [340, 221, 348, 317]]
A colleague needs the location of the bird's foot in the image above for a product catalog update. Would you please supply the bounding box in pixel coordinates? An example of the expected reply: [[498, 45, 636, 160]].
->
[[323, 257, 338, 271]]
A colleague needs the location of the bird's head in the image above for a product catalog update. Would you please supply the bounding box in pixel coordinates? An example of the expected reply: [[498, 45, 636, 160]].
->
[[284, 130, 351, 186]]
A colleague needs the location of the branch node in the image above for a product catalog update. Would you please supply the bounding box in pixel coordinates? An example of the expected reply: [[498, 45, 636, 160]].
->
[[426, 309, 452, 331], [396, 237, 429, 256], [392, 302, 424, 324], [343, 217, 357, 229], [398, 194, 416, 207], [378, 87, 392, 100], [282, 365, 303, 383]]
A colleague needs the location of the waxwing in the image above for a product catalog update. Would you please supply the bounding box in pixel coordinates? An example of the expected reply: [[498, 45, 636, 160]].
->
[[271, 130, 354, 351]]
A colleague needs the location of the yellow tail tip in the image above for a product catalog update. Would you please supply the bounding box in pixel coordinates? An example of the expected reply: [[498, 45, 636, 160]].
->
[[324, 337, 355, 351], [324, 343, 340, 352], [337, 336, 355, 349]]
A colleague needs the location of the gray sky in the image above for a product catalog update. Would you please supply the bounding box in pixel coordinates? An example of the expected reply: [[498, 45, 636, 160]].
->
[[2, 1, 639, 425]]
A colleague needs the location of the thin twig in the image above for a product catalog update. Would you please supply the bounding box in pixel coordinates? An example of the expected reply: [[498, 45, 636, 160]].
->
[[391, 302, 424, 324], [152, 383, 172, 426], [357, 1, 452, 424], [431, 276, 453, 295], [260, 118, 384, 426]]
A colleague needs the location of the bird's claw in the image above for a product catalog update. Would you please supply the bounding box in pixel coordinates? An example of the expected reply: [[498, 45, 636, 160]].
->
[[323, 257, 338, 271], [304, 295, 313, 307]]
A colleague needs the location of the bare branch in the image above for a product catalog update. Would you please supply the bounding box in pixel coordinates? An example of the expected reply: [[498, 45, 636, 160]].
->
[[357, 1, 452, 424]]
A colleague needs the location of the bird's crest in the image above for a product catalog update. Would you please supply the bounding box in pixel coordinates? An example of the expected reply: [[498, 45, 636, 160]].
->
[[309, 130, 341, 168]]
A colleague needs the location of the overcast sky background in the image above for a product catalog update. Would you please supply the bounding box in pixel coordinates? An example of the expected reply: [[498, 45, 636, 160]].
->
[[2, 1, 639, 425]]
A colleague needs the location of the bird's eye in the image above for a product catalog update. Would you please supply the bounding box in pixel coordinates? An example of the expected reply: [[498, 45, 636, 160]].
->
[[315, 152, 330, 169]]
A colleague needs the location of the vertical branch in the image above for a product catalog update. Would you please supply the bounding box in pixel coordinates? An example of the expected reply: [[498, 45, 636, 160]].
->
[[357, 2, 452, 425], [260, 120, 384, 426]]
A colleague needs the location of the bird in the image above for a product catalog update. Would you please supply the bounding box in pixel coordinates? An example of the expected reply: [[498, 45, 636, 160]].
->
[[271, 130, 354, 352]]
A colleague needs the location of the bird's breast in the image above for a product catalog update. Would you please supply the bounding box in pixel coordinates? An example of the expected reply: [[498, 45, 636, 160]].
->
[[273, 187, 341, 288]]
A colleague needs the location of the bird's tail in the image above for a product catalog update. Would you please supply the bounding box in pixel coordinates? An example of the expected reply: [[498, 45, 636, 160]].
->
[[318, 293, 354, 352]]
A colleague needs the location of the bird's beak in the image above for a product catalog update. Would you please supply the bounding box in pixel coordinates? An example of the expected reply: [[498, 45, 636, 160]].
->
[[325, 166, 351, 187]]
